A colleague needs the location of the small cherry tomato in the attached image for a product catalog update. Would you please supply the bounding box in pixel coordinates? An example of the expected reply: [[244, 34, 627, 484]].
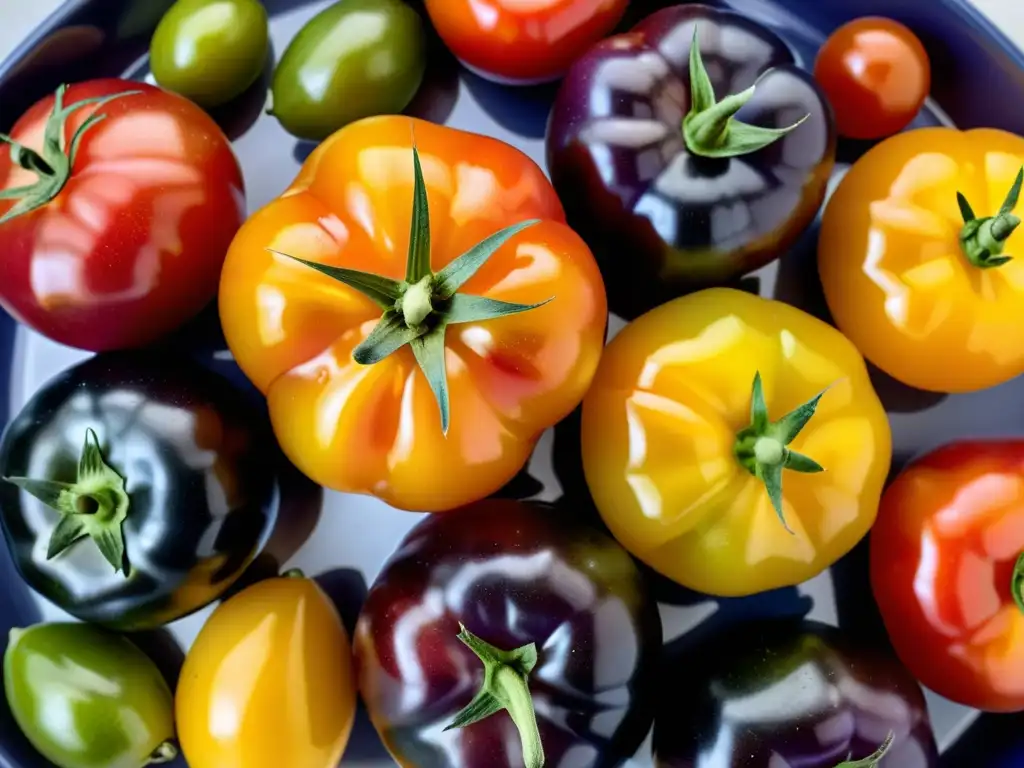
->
[[424, 0, 627, 84], [871, 441, 1024, 712], [813, 17, 930, 139], [175, 574, 357, 768]]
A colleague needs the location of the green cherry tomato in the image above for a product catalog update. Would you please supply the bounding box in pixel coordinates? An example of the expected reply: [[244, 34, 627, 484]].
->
[[4, 623, 176, 768], [269, 0, 427, 141], [150, 0, 269, 108]]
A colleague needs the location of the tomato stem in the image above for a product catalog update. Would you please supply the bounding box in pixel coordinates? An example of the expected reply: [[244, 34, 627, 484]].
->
[[682, 26, 808, 159], [0, 84, 140, 225], [958, 167, 1023, 268], [283, 568, 305, 579], [733, 372, 829, 533], [830, 731, 894, 767], [3, 428, 131, 575], [1013, 552, 1024, 616], [269, 135, 551, 435], [147, 740, 179, 765], [445, 623, 545, 768]]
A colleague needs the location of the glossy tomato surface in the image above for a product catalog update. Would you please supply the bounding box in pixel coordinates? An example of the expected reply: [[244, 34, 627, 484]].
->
[[175, 575, 357, 768], [871, 441, 1024, 712], [424, 0, 627, 84], [4, 623, 175, 768], [814, 17, 930, 139], [219, 116, 607, 512], [0, 79, 244, 351]]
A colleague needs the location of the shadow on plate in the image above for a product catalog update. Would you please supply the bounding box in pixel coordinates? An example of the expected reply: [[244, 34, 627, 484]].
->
[[461, 69, 559, 140], [207, 43, 276, 142], [315, 567, 369, 637], [125, 627, 187, 692]]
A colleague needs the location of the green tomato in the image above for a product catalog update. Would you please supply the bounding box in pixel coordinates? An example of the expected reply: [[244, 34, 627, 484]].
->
[[4, 623, 176, 768], [150, 0, 269, 108], [270, 0, 427, 142]]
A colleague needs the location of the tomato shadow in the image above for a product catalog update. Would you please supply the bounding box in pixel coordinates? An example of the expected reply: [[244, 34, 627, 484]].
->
[[207, 42, 276, 142], [460, 69, 559, 140], [313, 567, 394, 764]]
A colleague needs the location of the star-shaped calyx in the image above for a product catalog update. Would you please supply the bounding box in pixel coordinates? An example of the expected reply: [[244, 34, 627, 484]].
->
[[272, 141, 551, 434], [5, 429, 132, 574]]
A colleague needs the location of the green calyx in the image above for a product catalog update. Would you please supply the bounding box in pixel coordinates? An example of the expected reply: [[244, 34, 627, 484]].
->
[[831, 732, 895, 767], [682, 26, 808, 159], [1013, 551, 1024, 616], [734, 372, 828, 533], [271, 142, 550, 435], [148, 742, 179, 765], [958, 167, 1023, 268], [445, 624, 545, 768], [4, 429, 131, 575], [0, 84, 140, 224]]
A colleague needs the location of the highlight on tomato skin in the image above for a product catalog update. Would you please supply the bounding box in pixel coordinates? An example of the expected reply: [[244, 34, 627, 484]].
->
[[175, 573, 357, 768], [0, 79, 245, 352], [870, 440, 1024, 713], [423, 0, 628, 84], [218, 116, 608, 513], [813, 16, 931, 140]]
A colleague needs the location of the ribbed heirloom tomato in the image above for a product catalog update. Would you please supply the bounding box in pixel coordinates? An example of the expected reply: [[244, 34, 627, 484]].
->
[[581, 289, 891, 596], [424, 0, 627, 83], [819, 127, 1024, 392], [219, 116, 607, 511]]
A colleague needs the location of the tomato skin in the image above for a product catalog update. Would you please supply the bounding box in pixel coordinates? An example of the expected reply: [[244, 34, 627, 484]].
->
[[4, 623, 175, 768], [175, 575, 357, 768], [424, 0, 626, 84], [218, 116, 607, 512], [0, 79, 244, 351], [814, 17, 930, 139], [581, 288, 891, 597], [818, 126, 1024, 393], [871, 441, 1024, 713]]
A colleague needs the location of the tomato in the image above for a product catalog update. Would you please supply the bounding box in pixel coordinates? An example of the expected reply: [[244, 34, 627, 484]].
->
[[150, 0, 269, 108], [0, 80, 244, 351], [871, 441, 1024, 712], [270, 0, 427, 141], [818, 127, 1024, 393], [4, 622, 176, 768], [175, 574, 357, 768], [218, 116, 607, 512], [424, 0, 627, 84], [814, 17, 930, 139], [581, 288, 891, 597]]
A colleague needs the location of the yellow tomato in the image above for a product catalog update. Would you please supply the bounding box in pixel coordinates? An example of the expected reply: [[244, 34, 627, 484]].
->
[[176, 575, 356, 768], [581, 288, 892, 596], [819, 126, 1024, 392]]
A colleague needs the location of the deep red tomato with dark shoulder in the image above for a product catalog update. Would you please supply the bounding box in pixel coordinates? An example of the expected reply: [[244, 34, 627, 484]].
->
[[424, 0, 627, 84], [0, 79, 244, 351], [871, 440, 1024, 712]]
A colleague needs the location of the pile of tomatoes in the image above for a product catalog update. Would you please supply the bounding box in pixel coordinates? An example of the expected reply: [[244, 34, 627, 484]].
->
[[0, 1, 1022, 767]]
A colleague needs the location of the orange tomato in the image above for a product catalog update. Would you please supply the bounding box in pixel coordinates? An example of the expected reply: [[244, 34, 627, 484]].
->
[[818, 127, 1024, 393], [424, 0, 627, 84], [813, 17, 930, 139], [219, 116, 607, 511], [175, 575, 357, 768]]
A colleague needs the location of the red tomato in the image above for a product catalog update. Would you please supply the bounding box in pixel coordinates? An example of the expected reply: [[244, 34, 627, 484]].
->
[[813, 17, 930, 140], [870, 441, 1024, 712], [0, 79, 244, 351], [424, 0, 627, 84]]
